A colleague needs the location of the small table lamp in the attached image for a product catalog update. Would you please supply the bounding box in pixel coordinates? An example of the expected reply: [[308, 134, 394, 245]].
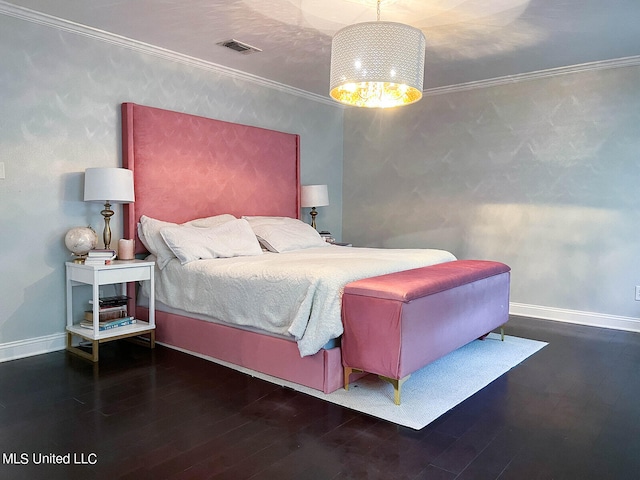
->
[[84, 168, 135, 249], [301, 184, 329, 230]]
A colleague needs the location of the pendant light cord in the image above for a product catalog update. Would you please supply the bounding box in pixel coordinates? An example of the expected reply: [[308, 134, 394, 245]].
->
[[377, 0, 381, 21]]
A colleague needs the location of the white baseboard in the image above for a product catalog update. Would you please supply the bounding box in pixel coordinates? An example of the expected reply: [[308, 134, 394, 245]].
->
[[0, 333, 66, 363], [510, 302, 640, 333]]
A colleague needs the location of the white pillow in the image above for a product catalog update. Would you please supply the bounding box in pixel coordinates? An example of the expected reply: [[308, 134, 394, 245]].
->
[[187, 214, 237, 228], [138, 216, 177, 269], [242, 216, 299, 226], [138, 214, 236, 269], [159, 218, 262, 264], [244, 216, 329, 252]]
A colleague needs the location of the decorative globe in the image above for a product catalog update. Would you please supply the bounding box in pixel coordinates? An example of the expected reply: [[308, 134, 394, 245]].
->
[[65, 226, 98, 257]]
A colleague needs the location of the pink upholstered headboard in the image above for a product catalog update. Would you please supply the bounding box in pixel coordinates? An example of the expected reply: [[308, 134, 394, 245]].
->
[[121, 103, 300, 253]]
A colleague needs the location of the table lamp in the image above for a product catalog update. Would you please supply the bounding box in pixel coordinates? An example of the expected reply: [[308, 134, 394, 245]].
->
[[301, 184, 329, 230], [84, 167, 135, 249]]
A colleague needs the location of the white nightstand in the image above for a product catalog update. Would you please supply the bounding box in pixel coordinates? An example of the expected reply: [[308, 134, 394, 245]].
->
[[65, 259, 155, 362]]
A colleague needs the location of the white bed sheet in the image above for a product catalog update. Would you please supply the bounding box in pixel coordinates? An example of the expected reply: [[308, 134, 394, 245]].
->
[[141, 245, 456, 356]]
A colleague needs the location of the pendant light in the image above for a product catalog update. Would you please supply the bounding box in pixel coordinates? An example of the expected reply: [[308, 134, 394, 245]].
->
[[329, 0, 426, 108]]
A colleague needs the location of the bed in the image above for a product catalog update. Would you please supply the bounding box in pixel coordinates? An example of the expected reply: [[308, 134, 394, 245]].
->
[[121, 102, 456, 393]]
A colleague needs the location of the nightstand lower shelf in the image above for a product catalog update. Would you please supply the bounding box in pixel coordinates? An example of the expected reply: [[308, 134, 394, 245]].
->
[[66, 320, 155, 362]]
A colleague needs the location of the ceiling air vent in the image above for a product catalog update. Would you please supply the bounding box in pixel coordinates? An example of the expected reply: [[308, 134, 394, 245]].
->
[[217, 39, 262, 55]]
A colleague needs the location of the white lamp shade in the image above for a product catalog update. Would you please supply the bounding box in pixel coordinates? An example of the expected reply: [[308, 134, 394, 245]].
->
[[301, 184, 329, 208], [84, 168, 135, 203], [330, 21, 426, 108]]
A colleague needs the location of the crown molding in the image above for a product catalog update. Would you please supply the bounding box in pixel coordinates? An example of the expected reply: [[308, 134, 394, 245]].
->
[[0, 1, 336, 107], [2, 1, 639, 104], [423, 55, 640, 97]]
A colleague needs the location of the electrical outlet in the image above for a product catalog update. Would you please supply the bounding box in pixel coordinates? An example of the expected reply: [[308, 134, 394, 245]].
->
[[635, 286, 640, 301]]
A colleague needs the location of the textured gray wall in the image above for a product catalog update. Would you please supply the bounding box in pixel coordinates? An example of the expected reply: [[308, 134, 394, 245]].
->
[[343, 66, 640, 318], [0, 14, 343, 345], [3, 10, 639, 351]]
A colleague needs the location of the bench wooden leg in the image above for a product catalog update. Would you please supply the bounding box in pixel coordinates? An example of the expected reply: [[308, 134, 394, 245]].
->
[[379, 374, 411, 406], [344, 366, 364, 391], [345, 368, 412, 405], [481, 326, 506, 342]]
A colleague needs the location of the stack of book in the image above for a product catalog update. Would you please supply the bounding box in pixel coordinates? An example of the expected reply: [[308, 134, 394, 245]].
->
[[319, 231, 335, 244], [84, 249, 117, 265], [80, 316, 136, 331], [82, 295, 135, 331], [91, 295, 130, 308]]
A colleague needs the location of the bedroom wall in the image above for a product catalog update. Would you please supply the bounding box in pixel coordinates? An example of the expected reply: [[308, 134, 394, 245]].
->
[[342, 65, 640, 328], [0, 12, 343, 357]]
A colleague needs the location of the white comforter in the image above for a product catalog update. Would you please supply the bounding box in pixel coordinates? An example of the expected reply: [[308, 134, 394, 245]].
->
[[144, 245, 456, 357]]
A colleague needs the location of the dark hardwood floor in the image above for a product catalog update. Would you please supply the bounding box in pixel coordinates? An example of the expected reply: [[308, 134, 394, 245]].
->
[[1, 316, 639, 480]]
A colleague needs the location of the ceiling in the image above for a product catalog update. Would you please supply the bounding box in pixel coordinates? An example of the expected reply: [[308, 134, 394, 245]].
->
[[4, 0, 640, 99]]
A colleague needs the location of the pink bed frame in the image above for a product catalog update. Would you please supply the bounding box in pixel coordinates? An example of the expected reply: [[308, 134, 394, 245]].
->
[[122, 103, 344, 393]]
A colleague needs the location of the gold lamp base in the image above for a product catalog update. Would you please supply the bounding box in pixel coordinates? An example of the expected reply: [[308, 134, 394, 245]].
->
[[100, 201, 114, 249], [309, 207, 319, 230]]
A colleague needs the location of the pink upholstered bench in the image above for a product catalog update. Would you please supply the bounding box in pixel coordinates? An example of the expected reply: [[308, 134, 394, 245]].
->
[[341, 260, 511, 405]]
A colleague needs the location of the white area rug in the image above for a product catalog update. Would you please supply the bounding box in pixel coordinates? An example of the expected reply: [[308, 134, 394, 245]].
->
[[197, 333, 547, 430]]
